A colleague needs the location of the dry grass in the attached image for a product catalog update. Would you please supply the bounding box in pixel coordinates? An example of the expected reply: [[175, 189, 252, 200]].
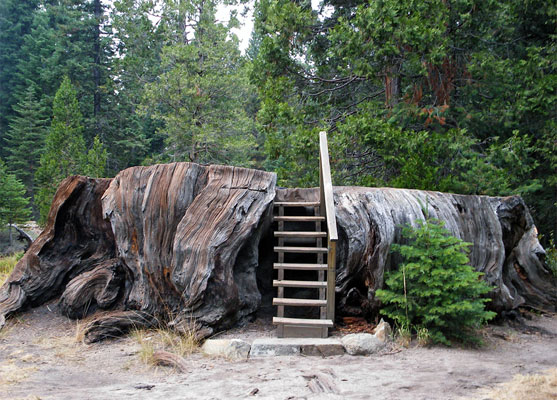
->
[[395, 324, 412, 348], [130, 325, 199, 366], [0, 252, 22, 285], [0, 360, 38, 386], [476, 368, 557, 400], [33, 333, 83, 362]]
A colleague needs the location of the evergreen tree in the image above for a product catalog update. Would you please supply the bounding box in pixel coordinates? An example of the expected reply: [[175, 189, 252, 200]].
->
[[35, 76, 87, 224], [141, 0, 257, 166], [0, 0, 40, 154], [83, 135, 108, 178], [15, 0, 113, 145], [252, 0, 556, 239], [376, 217, 496, 345], [0, 159, 31, 247], [106, 0, 167, 173], [5, 86, 49, 208]]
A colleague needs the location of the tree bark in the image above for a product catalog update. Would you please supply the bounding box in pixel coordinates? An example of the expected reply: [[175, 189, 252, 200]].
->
[[0, 163, 276, 342], [275, 187, 556, 316], [7, 224, 33, 250], [1, 163, 554, 341]]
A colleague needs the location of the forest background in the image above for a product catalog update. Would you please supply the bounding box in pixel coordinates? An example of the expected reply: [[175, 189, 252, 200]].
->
[[0, 0, 555, 244]]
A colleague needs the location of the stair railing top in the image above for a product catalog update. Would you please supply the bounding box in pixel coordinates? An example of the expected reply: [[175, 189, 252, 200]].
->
[[319, 131, 338, 242]]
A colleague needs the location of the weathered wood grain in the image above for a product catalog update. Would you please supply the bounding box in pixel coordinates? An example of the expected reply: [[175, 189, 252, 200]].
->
[[1, 163, 553, 340], [276, 187, 556, 316], [100, 163, 276, 339], [0, 176, 116, 330]]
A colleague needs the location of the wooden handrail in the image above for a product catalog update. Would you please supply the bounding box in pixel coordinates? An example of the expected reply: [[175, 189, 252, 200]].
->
[[318, 131, 337, 325], [319, 131, 338, 241]]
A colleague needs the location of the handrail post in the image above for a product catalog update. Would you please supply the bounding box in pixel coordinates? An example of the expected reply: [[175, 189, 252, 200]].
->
[[318, 131, 338, 327]]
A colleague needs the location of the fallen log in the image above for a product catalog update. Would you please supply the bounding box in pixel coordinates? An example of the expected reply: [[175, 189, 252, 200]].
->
[[7, 224, 33, 250], [0, 162, 554, 340], [275, 187, 556, 316]]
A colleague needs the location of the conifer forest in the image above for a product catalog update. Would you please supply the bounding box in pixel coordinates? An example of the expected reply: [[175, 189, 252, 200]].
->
[[0, 0, 555, 241]]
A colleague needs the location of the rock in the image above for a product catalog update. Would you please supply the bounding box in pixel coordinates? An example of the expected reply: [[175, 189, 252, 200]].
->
[[249, 338, 301, 357], [341, 333, 385, 355], [374, 319, 392, 342], [300, 341, 345, 357], [249, 338, 345, 357], [201, 339, 251, 360]]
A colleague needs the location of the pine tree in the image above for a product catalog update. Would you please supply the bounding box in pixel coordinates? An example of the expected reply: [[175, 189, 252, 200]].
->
[[5, 86, 49, 207], [141, 0, 257, 166], [83, 135, 108, 178], [15, 0, 113, 145], [0, 0, 40, 154], [35, 76, 87, 224], [376, 217, 496, 345], [0, 159, 31, 247]]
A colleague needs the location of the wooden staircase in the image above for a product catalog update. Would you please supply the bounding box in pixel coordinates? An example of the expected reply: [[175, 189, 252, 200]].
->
[[272, 132, 338, 338]]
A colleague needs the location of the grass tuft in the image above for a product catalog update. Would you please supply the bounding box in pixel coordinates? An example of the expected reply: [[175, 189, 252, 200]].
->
[[395, 323, 412, 348], [130, 323, 199, 367], [0, 252, 22, 285], [476, 368, 557, 400]]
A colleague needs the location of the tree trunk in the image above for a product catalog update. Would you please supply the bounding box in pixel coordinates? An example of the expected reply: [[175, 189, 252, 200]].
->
[[275, 187, 556, 317], [1, 163, 554, 341], [93, 0, 101, 130], [7, 224, 33, 250], [0, 163, 276, 342]]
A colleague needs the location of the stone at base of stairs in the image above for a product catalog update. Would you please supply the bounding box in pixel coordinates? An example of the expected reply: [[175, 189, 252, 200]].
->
[[249, 338, 345, 357]]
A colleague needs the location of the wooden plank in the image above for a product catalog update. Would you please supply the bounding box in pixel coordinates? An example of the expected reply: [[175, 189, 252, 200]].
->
[[273, 317, 334, 327], [274, 231, 327, 238], [274, 201, 320, 207], [327, 240, 336, 324], [272, 298, 327, 307], [273, 263, 327, 271], [283, 325, 326, 338], [319, 131, 338, 242], [274, 246, 328, 253], [316, 204, 326, 333], [273, 280, 327, 288], [277, 204, 285, 337], [273, 216, 325, 222]]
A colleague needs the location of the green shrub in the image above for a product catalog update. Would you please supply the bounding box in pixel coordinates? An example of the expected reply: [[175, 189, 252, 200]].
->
[[376, 218, 496, 345]]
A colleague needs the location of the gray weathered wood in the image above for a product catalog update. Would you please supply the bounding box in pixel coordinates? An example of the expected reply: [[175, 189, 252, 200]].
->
[[273, 317, 333, 327], [1, 162, 554, 341]]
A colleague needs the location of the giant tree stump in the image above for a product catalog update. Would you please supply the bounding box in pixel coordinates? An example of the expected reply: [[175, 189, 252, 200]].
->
[[0, 163, 554, 341], [0, 163, 276, 341]]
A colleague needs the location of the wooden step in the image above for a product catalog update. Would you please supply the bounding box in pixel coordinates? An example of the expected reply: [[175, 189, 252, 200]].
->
[[274, 231, 327, 238], [273, 280, 327, 288], [274, 201, 320, 207], [273, 298, 327, 307], [273, 263, 327, 271], [274, 246, 327, 254], [273, 317, 333, 327], [273, 216, 325, 222]]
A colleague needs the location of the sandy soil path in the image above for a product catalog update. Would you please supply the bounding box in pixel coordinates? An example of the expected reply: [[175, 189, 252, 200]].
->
[[0, 305, 555, 400]]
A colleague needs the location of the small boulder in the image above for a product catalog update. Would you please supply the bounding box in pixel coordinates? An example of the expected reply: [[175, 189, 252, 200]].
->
[[341, 333, 385, 355], [201, 339, 251, 360], [373, 319, 392, 342]]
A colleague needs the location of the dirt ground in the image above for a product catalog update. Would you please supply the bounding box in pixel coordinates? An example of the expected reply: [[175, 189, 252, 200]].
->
[[0, 305, 555, 400]]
